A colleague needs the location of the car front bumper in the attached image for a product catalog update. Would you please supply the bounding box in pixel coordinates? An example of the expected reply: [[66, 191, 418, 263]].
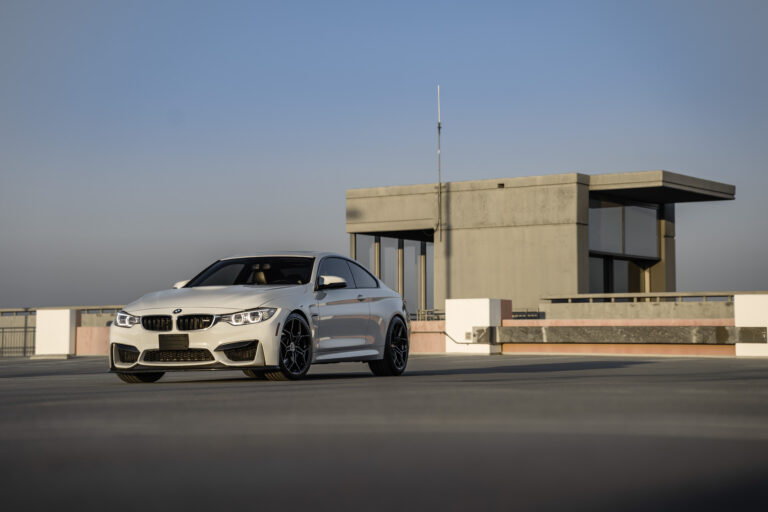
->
[[108, 310, 285, 372]]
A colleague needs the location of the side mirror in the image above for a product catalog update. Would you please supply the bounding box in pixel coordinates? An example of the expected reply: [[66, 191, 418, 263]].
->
[[173, 280, 189, 289], [318, 275, 348, 290]]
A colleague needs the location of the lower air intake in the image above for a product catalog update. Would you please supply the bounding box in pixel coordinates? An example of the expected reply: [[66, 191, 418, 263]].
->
[[143, 349, 214, 362], [223, 341, 258, 362], [115, 345, 139, 364]]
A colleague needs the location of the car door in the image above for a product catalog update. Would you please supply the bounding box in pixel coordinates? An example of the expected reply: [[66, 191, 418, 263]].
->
[[347, 259, 390, 353], [313, 257, 372, 361]]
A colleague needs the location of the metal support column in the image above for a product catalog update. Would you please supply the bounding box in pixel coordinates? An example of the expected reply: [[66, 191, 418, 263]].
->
[[644, 267, 652, 295], [397, 239, 404, 295], [419, 241, 427, 311], [23, 308, 28, 356], [349, 234, 356, 259], [374, 236, 381, 277]]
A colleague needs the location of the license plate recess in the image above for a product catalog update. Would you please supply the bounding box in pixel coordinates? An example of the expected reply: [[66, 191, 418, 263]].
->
[[159, 334, 189, 350]]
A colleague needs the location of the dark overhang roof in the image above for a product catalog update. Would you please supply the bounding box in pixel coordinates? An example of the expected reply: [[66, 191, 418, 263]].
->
[[588, 170, 734, 203]]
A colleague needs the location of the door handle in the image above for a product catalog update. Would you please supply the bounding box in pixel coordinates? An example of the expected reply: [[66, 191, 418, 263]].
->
[[357, 294, 365, 302]]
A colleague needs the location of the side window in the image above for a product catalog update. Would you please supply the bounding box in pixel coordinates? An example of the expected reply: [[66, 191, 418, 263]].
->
[[348, 261, 378, 288], [317, 258, 355, 289]]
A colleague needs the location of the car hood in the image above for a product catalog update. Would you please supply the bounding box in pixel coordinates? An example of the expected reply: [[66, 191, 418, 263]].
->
[[124, 285, 308, 313]]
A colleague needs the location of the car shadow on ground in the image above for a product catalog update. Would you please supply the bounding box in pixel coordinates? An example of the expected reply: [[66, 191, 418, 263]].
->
[[402, 360, 651, 377], [162, 360, 652, 383], [160, 371, 373, 384]]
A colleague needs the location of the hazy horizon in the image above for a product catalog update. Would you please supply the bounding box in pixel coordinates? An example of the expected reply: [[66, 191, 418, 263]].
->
[[1, 0, 767, 308]]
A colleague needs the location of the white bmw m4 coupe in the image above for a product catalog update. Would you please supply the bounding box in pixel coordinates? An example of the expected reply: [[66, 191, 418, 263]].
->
[[109, 252, 409, 383]]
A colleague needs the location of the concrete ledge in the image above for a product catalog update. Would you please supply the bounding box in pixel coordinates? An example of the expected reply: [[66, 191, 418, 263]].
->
[[502, 343, 735, 357], [29, 354, 73, 360]]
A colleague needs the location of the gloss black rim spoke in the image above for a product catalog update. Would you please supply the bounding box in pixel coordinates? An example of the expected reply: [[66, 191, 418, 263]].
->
[[391, 321, 408, 370]]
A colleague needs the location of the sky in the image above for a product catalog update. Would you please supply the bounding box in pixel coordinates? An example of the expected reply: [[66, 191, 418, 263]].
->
[[0, 0, 766, 307]]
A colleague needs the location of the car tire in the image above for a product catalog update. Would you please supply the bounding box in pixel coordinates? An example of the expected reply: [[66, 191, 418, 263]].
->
[[369, 316, 409, 377], [264, 313, 313, 381], [242, 369, 266, 379], [116, 372, 164, 383]]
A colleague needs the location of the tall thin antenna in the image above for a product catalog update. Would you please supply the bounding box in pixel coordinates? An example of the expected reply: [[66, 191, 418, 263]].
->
[[437, 84, 442, 241]]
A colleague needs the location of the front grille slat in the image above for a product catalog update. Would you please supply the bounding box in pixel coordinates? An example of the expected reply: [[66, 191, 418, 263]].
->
[[143, 349, 214, 362], [177, 315, 214, 331], [142, 315, 172, 332]]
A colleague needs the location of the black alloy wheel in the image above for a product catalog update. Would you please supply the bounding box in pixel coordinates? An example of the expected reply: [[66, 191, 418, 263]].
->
[[265, 313, 313, 381], [369, 316, 409, 376], [116, 372, 165, 383]]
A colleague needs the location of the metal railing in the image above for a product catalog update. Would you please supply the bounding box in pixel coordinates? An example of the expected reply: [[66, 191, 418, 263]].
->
[[413, 309, 445, 321], [509, 310, 545, 319], [0, 327, 35, 357]]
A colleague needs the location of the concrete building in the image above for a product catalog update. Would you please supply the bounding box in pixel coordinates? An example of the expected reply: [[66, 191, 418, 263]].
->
[[346, 170, 734, 314], [8, 170, 762, 360]]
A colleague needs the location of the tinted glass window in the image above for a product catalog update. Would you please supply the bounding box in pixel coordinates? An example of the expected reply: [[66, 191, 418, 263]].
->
[[588, 202, 622, 254], [355, 234, 375, 271], [187, 257, 315, 287], [589, 257, 605, 293], [318, 258, 355, 288], [589, 198, 659, 259], [612, 259, 629, 293], [348, 261, 378, 288], [624, 205, 658, 258], [191, 263, 245, 287]]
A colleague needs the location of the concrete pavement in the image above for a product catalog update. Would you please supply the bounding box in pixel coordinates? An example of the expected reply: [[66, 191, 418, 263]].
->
[[1, 354, 767, 511]]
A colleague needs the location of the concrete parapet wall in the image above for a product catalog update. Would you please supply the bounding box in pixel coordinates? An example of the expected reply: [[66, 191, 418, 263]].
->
[[76, 327, 110, 355], [480, 325, 766, 345], [540, 301, 733, 320], [503, 318, 734, 327], [502, 343, 736, 357], [0, 310, 36, 328], [80, 312, 117, 327], [410, 321, 446, 353]]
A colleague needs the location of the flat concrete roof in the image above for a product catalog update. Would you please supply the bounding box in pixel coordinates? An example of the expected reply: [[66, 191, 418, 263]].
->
[[346, 170, 734, 204], [589, 170, 735, 203], [346, 173, 589, 199]]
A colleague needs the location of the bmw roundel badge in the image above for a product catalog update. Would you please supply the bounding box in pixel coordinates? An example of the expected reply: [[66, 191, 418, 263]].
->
[[173, 308, 182, 314]]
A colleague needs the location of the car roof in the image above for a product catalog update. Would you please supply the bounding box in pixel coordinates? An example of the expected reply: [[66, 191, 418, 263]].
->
[[219, 251, 346, 261]]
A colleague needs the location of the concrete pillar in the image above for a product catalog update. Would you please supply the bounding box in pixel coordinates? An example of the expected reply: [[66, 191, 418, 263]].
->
[[397, 238, 404, 295], [734, 294, 768, 357], [349, 233, 356, 259], [34, 309, 77, 358], [373, 236, 381, 277], [650, 204, 676, 292], [576, 182, 591, 293], [445, 298, 502, 355], [420, 241, 427, 311]]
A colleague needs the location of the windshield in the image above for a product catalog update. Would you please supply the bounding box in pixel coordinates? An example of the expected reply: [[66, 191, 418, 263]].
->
[[186, 257, 315, 287]]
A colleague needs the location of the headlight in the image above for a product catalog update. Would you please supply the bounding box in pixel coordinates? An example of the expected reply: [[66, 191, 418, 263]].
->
[[115, 311, 140, 328], [221, 308, 277, 326]]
